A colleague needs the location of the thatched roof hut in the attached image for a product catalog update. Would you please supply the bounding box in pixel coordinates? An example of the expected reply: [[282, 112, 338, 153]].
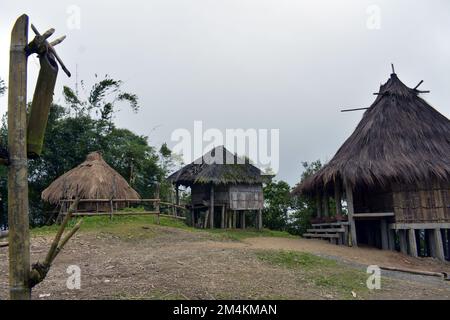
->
[[294, 72, 450, 195], [168, 145, 268, 186], [168, 146, 270, 229], [292, 71, 450, 260], [42, 151, 140, 211]]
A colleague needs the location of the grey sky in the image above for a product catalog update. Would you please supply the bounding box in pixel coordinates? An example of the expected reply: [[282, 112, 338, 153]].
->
[[1, 0, 449, 186]]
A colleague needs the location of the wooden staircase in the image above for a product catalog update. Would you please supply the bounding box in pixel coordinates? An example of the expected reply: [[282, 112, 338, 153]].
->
[[303, 222, 349, 245]]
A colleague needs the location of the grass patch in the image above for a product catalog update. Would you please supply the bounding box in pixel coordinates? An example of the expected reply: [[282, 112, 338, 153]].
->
[[32, 215, 191, 241], [32, 214, 294, 242], [256, 250, 371, 299]]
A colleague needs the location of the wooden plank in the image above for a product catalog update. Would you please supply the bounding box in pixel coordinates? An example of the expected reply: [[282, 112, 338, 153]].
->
[[353, 212, 394, 218], [389, 222, 450, 230], [65, 211, 160, 216], [311, 222, 349, 227], [303, 233, 339, 239], [306, 228, 345, 233]]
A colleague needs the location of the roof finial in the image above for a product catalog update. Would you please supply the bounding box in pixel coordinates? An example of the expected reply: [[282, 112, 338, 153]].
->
[[391, 63, 396, 74]]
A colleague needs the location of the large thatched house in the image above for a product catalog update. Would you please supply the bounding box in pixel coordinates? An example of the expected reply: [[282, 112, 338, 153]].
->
[[168, 146, 270, 229], [42, 151, 140, 212], [293, 71, 450, 261]]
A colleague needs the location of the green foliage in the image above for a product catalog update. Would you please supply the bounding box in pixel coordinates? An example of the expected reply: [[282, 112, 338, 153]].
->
[[0, 75, 180, 227], [261, 161, 323, 236], [262, 180, 293, 231], [287, 160, 323, 235], [0, 78, 5, 97]]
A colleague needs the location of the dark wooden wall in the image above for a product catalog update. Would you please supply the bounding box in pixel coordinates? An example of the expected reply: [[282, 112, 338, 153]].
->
[[392, 182, 450, 223], [191, 183, 264, 210]]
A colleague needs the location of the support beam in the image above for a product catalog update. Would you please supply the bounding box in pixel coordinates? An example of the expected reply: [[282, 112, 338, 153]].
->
[[8, 14, 31, 300], [241, 211, 245, 229], [399, 230, 408, 254], [233, 211, 237, 229], [380, 219, 389, 250], [257, 209, 262, 230], [408, 229, 418, 257], [175, 184, 180, 216], [316, 193, 322, 218], [334, 183, 342, 217], [427, 230, 436, 257], [191, 209, 195, 227], [432, 228, 445, 262], [344, 183, 357, 247], [209, 185, 214, 229], [323, 194, 329, 217], [220, 205, 225, 229], [388, 229, 396, 251]]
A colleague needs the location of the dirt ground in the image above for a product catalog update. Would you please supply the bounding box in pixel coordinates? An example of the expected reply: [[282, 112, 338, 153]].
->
[[1, 224, 450, 300]]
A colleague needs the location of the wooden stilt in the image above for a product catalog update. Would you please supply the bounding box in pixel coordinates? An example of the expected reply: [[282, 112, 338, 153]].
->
[[316, 192, 322, 218], [344, 183, 357, 247], [388, 229, 396, 251], [334, 183, 342, 217], [241, 211, 245, 229], [432, 228, 445, 261], [399, 230, 408, 254], [380, 219, 389, 250], [209, 185, 214, 229], [257, 209, 262, 230], [233, 211, 237, 229], [204, 210, 209, 229], [408, 229, 418, 257], [323, 194, 329, 217], [221, 205, 225, 229], [175, 184, 180, 216], [427, 230, 436, 257], [191, 209, 195, 227]]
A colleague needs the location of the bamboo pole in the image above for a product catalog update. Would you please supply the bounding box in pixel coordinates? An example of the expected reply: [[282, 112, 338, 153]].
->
[[8, 14, 30, 300]]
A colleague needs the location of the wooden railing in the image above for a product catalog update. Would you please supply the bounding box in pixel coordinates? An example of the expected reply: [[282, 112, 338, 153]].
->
[[58, 198, 188, 222]]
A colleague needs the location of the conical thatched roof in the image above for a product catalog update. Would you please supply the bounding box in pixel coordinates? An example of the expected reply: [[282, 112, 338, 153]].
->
[[42, 151, 140, 204], [168, 146, 269, 186], [295, 72, 450, 195]]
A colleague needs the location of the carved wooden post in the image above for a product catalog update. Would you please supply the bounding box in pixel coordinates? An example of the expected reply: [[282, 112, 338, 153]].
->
[[209, 184, 214, 229], [8, 14, 31, 300], [344, 182, 357, 247]]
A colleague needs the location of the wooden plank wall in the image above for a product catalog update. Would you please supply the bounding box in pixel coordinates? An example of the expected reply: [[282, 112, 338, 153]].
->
[[393, 182, 450, 223], [229, 184, 264, 210]]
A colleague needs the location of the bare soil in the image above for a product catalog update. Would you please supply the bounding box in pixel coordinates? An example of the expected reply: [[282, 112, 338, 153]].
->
[[1, 224, 449, 300]]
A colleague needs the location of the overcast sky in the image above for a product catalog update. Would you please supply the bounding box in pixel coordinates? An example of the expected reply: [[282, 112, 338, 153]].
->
[[1, 0, 450, 185]]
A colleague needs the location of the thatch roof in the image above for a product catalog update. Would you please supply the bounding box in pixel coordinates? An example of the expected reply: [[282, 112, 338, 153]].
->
[[168, 146, 269, 186], [42, 151, 140, 204], [294, 72, 450, 195]]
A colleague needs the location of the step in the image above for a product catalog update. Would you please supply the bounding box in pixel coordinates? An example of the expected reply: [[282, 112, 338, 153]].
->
[[303, 233, 339, 239], [307, 228, 345, 233], [311, 222, 349, 227]]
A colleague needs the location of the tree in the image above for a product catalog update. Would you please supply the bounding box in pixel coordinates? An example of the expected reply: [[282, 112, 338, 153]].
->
[[262, 180, 293, 231], [287, 160, 323, 235], [0, 75, 177, 226], [0, 78, 5, 97]]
